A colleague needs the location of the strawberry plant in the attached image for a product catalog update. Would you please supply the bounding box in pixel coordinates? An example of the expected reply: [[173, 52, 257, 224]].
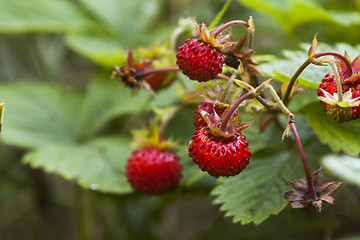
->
[[1, 0, 360, 239]]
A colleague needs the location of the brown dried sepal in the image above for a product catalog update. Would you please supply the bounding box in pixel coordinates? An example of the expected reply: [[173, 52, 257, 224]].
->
[[222, 35, 260, 75], [284, 168, 342, 212]]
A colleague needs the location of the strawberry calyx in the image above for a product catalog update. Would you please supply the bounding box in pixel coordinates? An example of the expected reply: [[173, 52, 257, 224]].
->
[[131, 127, 177, 152], [195, 21, 232, 50], [112, 48, 179, 95], [201, 108, 253, 139]]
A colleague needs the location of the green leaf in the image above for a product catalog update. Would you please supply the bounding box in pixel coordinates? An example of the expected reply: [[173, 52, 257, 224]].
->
[[0, 0, 90, 33], [259, 43, 360, 88], [65, 34, 128, 68], [211, 151, 297, 225], [303, 102, 360, 157], [78, 0, 161, 39], [322, 154, 360, 187], [23, 136, 132, 194], [0, 82, 82, 148], [238, 0, 360, 33], [77, 75, 180, 139]]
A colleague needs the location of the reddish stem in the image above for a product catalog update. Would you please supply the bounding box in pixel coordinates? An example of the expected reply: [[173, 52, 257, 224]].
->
[[290, 123, 317, 201], [314, 51, 353, 77], [220, 90, 253, 131], [212, 20, 249, 38], [137, 66, 181, 78]]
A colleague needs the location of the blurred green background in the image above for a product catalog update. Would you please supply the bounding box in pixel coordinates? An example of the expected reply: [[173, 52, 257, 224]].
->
[[1, 0, 360, 239]]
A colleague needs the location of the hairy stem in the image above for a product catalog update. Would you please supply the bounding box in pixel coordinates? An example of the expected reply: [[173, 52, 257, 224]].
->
[[137, 66, 181, 78], [290, 123, 317, 201], [314, 51, 352, 77], [284, 51, 352, 106], [283, 59, 311, 106], [217, 74, 280, 111], [220, 90, 254, 131], [212, 20, 249, 37]]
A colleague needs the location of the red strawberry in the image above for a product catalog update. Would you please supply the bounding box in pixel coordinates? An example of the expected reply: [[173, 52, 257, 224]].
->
[[188, 102, 253, 178], [317, 55, 360, 122], [176, 38, 225, 82], [126, 148, 182, 195], [194, 101, 239, 128], [188, 127, 251, 178]]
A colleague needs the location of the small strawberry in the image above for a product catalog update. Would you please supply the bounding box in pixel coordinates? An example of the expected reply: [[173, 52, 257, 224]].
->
[[188, 105, 253, 178], [126, 148, 182, 195], [125, 128, 182, 195], [176, 39, 224, 82], [176, 22, 232, 82], [317, 54, 360, 122], [188, 127, 250, 177]]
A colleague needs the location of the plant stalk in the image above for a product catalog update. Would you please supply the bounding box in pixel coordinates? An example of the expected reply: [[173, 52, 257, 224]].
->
[[326, 59, 343, 102], [284, 51, 353, 106], [283, 59, 311, 106], [212, 20, 249, 37], [220, 90, 253, 131], [290, 123, 317, 201], [137, 66, 181, 78]]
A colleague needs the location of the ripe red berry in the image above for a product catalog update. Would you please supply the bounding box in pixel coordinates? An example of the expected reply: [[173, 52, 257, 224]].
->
[[176, 39, 225, 82], [126, 149, 182, 195], [188, 127, 251, 178], [194, 101, 239, 129]]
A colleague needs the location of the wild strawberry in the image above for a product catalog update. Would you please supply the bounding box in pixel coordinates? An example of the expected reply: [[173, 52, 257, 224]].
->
[[188, 102, 253, 177], [126, 148, 182, 195], [317, 55, 360, 122], [188, 127, 250, 177], [175, 20, 234, 82], [176, 39, 225, 82], [125, 127, 182, 195]]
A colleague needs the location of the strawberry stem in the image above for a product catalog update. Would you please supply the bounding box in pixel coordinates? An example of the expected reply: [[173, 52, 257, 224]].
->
[[220, 90, 253, 131], [283, 51, 352, 106], [326, 59, 343, 102], [212, 20, 249, 38], [137, 66, 181, 78], [290, 123, 317, 201], [314, 51, 352, 77], [217, 74, 279, 111], [283, 59, 311, 106]]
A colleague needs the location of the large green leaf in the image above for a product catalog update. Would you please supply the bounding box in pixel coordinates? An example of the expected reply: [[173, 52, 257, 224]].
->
[[0, 82, 83, 148], [322, 154, 360, 187], [211, 151, 297, 225], [0, 0, 90, 33], [304, 102, 360, 157], [79, 0, 161, 38], [65, 34, 128, 68], [259, 43, 360, 88], [238, 0, 360, 33], [77, 75, 181, 139], [23, 136, 132, 194]]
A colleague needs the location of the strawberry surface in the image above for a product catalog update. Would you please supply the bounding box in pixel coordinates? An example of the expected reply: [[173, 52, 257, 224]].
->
[[176, 39, 225, 82], [188, 127, 251, 178], [126, 149, 182, 195]]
